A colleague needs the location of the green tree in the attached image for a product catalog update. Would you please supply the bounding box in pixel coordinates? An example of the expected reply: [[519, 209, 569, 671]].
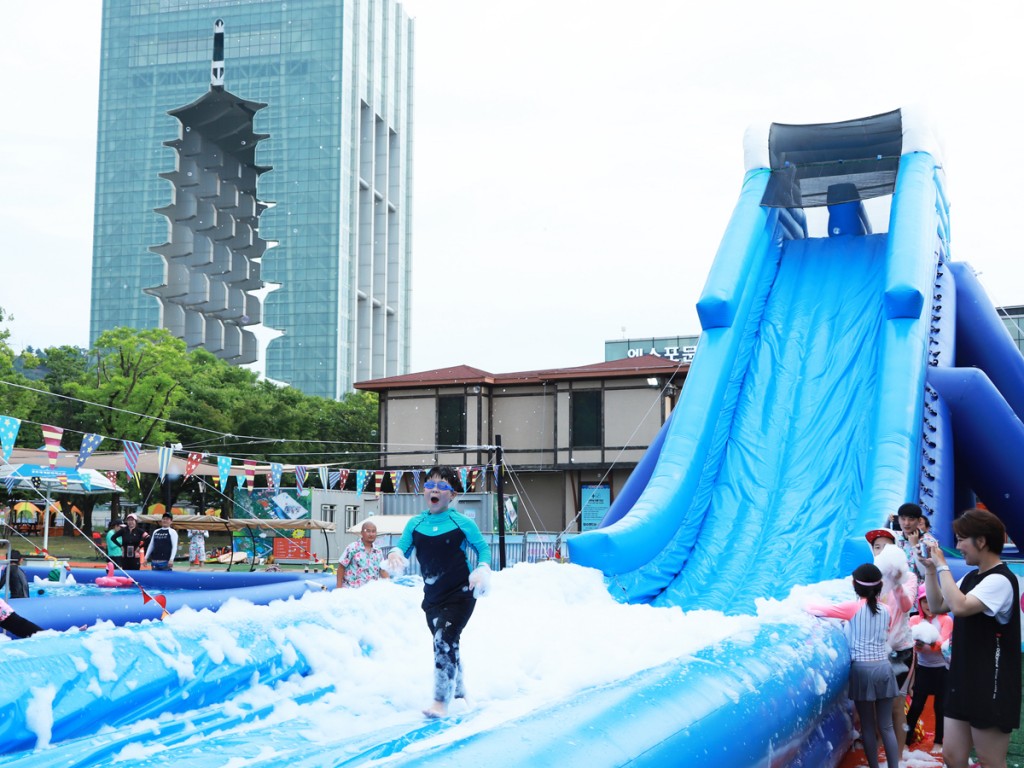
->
[[69, 328, 191, 445], [28, 345, 90, 436], [0, 307, 43, 421]]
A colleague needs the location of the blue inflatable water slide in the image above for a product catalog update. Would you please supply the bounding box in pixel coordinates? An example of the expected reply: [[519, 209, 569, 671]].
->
[[5, 110, 1024, 767], [363, 110, 1024, 767]]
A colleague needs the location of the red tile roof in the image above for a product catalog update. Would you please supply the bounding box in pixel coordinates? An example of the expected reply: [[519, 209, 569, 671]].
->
[[355, 355, 687, 391]]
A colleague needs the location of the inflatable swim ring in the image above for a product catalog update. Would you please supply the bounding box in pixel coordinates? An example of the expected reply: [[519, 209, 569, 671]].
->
[[95, 576, 135, 588]]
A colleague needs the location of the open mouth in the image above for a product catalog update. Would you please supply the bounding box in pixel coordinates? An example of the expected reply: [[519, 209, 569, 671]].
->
[[430, 495, 440, 504]]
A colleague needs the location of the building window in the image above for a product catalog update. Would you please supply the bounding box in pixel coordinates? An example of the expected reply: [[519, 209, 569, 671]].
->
[[571, 390, 602, 449], [344, 505, 359, 530], [438, 395, 467, 448]]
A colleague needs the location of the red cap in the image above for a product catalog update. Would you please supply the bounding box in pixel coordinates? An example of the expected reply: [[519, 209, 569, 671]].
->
[[865, 528, 896, 545]]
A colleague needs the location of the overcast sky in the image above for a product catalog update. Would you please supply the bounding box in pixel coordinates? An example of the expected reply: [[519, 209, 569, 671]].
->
[[1, 1, 1021, 377]]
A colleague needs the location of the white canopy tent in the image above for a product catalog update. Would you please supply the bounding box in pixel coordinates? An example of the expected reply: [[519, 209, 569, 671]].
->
[[0, 464, 125, 553]]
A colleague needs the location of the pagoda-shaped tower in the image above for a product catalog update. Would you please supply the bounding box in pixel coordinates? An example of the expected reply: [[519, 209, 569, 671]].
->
[[146, 19, 280, 365]]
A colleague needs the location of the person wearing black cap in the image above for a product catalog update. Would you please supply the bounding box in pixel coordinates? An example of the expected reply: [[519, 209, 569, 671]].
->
[[895, 503, 937, 580], [0, 549, 29, 599]]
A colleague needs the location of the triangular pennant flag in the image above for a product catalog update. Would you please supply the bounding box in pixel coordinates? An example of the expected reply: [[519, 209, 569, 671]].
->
[[328, 470, 340, 489], [3, 474, 18, 492], [318, 466, 329, 490], [466, 468, 479, 492], [394, 470, 404, 493], [76, 433, 103, 470], [217, 456, 232, 493], [184, 452, 203, 478], [58, 473, 68, 488], [338, 468, 350, 490], [295, 465, 307, 493], [373, 470, 384, 495], [244, 459, 256, 490], [123, 441, 141, 475], [31, 476, 42, 489], [42, 424, 64, 467], [81, 472, 92, 492], [388, 471, 398, 492], [157, 446, 173, 481], [105, 470, 118, 486], [271, 463, 283, 492], [355, 469, 367, 497], [458, 467, 469, 493], [412, 469, 422, 493], [0, 415, 21, 463]]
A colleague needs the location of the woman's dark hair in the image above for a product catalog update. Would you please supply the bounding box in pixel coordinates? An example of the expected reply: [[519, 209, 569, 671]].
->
[[426, 465, 463, 493], [953, 507, 1006, 555], [851, 562, 884, 614], [107, 519, 120, 530]]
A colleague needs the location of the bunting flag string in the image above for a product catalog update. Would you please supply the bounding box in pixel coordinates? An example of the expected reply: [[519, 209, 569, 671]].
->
[[42, 424, 64, 467], [217, 456, 232, 493], [0, 415, 20, 463], [81, 471, 92, 492], [3, 474, 17, 492], [76, 433, 103, 470], [157, 446, 173, 481], [58, 474, 68, 488], [123, 441, 141, 476], [184, 452, 203, 478], [0, 407, 501, 501]]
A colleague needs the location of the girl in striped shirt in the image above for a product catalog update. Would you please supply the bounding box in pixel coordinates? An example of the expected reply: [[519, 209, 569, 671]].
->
[[809, 562, 900, 768]]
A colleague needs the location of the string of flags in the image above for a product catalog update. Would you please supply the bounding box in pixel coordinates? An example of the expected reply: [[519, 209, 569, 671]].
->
[[0, 412, 501, 497]]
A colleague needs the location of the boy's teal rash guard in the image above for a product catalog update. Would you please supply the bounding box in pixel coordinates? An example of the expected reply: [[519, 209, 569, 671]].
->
[[395, 509, 491, 607]]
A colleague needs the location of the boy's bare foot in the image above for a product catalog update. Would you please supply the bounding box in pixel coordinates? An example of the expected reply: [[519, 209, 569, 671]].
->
[[422, 701, 447, 719]]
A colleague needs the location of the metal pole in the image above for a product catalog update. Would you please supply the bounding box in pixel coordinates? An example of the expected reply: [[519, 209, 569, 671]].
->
[[163, 446, 174, 513], [496, 435, 506, 570], [43, 485, 52, 554]]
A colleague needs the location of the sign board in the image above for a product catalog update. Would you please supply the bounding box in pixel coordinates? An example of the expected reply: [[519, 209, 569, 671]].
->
[[274, 537, 311, 560], [581, 484, 611, 531]]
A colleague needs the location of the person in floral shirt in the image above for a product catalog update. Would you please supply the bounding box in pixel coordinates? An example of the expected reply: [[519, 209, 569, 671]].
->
[[336, 520, 389, 588]]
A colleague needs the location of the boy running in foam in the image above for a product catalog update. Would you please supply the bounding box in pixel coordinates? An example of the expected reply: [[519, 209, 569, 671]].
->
[[388, 466, 491, 718]]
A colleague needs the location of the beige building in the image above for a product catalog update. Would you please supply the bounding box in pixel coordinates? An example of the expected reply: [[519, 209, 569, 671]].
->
[[354, 356, 686, 533]]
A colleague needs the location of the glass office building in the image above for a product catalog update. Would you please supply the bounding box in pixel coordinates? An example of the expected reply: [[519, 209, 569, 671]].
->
[[90, 0, 414, 398]]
